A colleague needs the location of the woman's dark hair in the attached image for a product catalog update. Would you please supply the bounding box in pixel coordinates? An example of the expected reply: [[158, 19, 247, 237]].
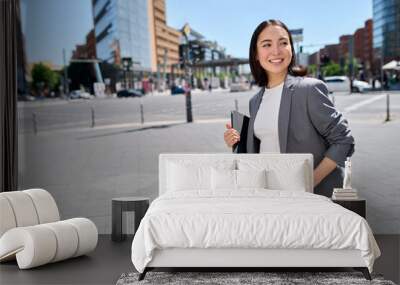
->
[[249, 19, 297, 87]]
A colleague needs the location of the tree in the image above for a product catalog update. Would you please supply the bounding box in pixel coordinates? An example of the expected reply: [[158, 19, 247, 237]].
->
[[307, 64, 317, 76], [343, 58, 359, 78], [322, 63, 343, 76], [31, 62, 60, 92]]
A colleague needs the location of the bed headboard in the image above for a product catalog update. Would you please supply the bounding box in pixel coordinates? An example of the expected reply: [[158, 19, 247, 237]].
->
[[159, 153, 314, 195]]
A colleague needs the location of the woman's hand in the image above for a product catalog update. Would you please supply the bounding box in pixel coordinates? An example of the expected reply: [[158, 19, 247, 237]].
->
[[313, 157, 337, 188], [224, 123, 241, 148]]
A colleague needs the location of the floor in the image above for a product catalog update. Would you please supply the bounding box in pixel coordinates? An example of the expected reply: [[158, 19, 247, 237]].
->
[[0, 235, 398, 285], [0, 235, 133, 285]]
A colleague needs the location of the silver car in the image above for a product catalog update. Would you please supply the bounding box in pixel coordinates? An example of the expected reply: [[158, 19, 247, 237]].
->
[[324, 76, 372, 93]]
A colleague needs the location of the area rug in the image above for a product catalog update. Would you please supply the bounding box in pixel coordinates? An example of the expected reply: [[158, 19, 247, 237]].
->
[[116, 271, 396, 285]]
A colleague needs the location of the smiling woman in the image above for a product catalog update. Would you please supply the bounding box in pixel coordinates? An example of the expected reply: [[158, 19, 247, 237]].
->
[[250, 20, 296, 88], [223, 19, 355, 197]]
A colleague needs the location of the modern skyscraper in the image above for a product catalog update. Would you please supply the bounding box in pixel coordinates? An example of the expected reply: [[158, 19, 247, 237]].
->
[[373, 0, 400, 65], [92, 0, 181, 77], [92, 0, 153, 72]]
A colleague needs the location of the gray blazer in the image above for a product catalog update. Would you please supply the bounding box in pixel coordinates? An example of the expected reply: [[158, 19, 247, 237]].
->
[[246, 74, 355, 197]]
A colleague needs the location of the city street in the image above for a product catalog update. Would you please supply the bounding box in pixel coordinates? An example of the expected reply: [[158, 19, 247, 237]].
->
[[18, 90, 400, 234], [18, 89, 400, 133]]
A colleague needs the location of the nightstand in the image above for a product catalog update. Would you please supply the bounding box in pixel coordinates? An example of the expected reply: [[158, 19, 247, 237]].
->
[[332, 198, 366, 218], [112, 197, 150, 242]]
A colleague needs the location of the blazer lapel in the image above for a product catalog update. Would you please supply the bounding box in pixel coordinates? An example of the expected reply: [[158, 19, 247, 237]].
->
[[247, 87, 264, 153], [278, 75, 297, 153], [252, 87, 265, 117]]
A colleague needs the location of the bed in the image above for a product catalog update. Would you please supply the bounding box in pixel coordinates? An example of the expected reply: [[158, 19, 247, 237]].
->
[[131, 153, 381, 281]]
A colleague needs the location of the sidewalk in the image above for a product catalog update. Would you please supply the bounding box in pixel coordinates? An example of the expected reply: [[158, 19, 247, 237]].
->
[[17, 88, 233, 108], [149, 87, 230, 96]]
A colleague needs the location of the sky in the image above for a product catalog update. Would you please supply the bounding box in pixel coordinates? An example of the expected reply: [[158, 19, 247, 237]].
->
[[22, 0, 372, 65], [22, 0, 93, 67], [165, 0, 373, 57]]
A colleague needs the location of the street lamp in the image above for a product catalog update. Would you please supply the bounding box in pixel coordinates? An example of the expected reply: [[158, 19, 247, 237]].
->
[[380, 40, 385, 91], [122, 57, 141, 89], [122, 57, 132, 89], [181, 24, 193, 123], [348, 36, 354, 92], [62, 48, 69, 96]]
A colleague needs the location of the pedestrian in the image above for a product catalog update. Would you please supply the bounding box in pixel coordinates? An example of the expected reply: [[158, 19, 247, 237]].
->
[[383, 72, 389, 90], [223, 19, 355, 197]]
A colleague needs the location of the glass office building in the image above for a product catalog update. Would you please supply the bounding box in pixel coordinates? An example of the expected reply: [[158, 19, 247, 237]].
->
[[373, 0, 400, 63], [93, 0, 152, 71]]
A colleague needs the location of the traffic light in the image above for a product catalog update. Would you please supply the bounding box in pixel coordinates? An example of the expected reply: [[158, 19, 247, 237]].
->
[[320, 55, 330, 66]]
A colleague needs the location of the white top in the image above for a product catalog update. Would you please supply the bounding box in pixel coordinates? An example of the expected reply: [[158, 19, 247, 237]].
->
[[254, 82, 284, 153]]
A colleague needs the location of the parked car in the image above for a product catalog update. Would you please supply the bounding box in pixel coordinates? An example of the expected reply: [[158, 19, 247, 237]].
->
[[18, 94, 36, 101], [117, 89, 143, 98], [171, 85, 185, 95], [69, 90, 93, 99], [324, 76, 350, 93], [230, 82, 250, 92], [352, 80, 372, 93], [324, 76, 372, 93]]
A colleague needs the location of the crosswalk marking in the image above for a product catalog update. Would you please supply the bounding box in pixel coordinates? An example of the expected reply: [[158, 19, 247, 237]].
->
[[343, 95, 385, 113]]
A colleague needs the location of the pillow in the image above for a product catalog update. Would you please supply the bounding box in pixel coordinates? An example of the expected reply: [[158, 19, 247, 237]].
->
[[237, 159, 308, 191], [267, 167, 306, 191], [211, 168, 236, 190], [167, 162, 211, 191], [236, 169, 268, 189], [211, 168, 268, 190]]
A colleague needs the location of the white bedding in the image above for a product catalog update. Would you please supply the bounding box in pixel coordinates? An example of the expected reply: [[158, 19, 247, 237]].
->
[[131, 190, 380, 273]]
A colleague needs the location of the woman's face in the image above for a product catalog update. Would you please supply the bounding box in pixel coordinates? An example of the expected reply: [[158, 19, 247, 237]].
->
[[256, 25, 293, 76]]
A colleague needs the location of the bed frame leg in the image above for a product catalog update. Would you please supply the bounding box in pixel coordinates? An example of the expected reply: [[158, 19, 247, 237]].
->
[[138, 268, 148, 281], [354, 267, 371, 280]]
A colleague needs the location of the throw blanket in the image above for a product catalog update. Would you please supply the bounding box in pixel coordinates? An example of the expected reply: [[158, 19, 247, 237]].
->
[[131, 190, 380, 273]]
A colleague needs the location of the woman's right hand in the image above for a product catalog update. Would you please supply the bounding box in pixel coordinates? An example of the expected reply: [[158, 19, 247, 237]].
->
[[224, 123, 241, 148]]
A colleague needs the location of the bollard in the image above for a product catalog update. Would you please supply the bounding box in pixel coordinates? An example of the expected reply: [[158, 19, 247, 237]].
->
[[385, 93, 390, 122], [32, 113, 37, 135], [235, 99, 238, 112], [140, 103, 144, 124], [91, 107, 95, 128], [332, 95, 335, 106], [185, 91, 193, 123]]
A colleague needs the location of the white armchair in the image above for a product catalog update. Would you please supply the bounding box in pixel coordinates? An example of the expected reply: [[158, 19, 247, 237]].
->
[[0, 189, 98, 269]]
